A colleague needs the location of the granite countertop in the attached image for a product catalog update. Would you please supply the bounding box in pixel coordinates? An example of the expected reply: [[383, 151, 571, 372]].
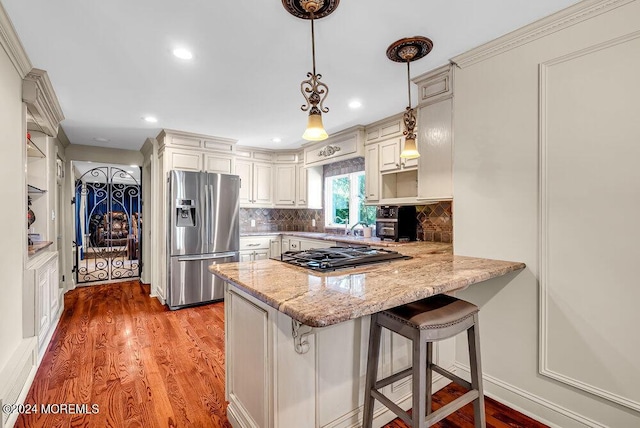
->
[[241, 231, 429, 248], [209, 242, 525, 327]]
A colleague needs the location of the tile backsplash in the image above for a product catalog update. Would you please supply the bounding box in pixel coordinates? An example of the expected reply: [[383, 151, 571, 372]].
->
[[415, 201, 453, 243], [240, 201, 452, 243], [240, 208, 324, 233]]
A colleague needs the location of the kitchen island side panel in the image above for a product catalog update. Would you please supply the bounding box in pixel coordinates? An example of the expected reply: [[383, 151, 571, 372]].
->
[[224, 281, 454, 428]]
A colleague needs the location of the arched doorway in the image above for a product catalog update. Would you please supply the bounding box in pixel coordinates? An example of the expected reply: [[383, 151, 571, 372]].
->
[[72, 162, 141, 283]]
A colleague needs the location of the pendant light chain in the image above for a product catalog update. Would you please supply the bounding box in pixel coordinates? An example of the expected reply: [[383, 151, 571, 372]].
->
[[406, 61, 412, 109], [311, 12, 316, 76]]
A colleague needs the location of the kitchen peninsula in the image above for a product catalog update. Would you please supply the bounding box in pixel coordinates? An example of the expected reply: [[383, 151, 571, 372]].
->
[[209, 243, 525, 428]]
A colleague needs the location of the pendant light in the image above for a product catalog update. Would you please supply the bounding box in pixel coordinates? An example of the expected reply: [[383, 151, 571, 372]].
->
[[282, 0, 340, 141], [386, 36, 433, 159]]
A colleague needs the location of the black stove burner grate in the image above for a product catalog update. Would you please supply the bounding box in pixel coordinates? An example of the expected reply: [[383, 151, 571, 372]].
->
[[281, 246, 412, 272]]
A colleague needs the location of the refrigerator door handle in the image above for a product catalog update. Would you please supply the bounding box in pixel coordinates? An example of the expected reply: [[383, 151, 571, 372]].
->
[[205, 178, 211, 254], [177, 252, 238, 262]]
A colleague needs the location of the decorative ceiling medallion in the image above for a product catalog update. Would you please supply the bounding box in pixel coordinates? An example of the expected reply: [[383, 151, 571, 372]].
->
[[386, 36, 434, 63], [282, 0, 340, 19]]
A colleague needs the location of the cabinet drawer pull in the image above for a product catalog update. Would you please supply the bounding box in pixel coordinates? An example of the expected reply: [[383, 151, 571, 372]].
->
[[246, 243, 260, 247]]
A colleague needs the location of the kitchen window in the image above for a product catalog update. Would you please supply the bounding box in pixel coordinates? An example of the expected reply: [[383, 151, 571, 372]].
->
[[325, 171, 376, 228]]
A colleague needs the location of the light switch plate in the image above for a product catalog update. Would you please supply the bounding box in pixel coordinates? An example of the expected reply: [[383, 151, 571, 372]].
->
[[251, 219, 256, 227]]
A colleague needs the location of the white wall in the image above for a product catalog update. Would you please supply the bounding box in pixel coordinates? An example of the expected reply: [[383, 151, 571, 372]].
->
[[452, 1, 640, 426], [0, 22, 26, 374]]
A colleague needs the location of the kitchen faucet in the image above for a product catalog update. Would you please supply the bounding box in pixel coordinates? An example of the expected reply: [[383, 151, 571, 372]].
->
[[334, 217, 350, 235], [349, 221, 369, 236]]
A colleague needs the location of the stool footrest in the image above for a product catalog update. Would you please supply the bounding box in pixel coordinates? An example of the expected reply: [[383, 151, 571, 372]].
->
[[431, 364, 472, 390], [370, 389, 412, 426], [425, 390, 479, 426], [375, 367, 413, 390]]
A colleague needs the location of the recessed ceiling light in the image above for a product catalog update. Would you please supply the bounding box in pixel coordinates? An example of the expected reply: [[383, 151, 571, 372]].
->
[[143, 116, 158, 123], [130, 164, 138, 168], [348, 100, 362, 109], [173, 48, 193, 60], [272, 137, 282, 143], [93, 137, 110, 143]]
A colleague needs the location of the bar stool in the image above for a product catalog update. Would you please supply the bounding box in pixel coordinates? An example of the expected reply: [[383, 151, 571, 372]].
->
[[362, 294, 485, 428]]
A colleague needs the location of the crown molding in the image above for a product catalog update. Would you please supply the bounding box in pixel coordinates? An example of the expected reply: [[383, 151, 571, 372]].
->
[[0, 2, 32, 76], [451, 0, 634, 68], [23, 68, 65, 137]]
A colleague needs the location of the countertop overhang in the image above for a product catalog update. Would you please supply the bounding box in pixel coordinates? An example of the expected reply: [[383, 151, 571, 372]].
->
[[210, 242, 525, 327]]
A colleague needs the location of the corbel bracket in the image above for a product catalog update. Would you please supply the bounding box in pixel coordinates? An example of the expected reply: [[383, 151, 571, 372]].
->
[[291, 320, 314, 354]]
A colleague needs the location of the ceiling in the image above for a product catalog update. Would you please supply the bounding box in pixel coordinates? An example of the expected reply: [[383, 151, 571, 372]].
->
[[3, 0, 580, 151]]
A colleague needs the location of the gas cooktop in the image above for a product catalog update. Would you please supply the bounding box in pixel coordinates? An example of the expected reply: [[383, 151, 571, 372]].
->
[[281, 246, 412, 272]]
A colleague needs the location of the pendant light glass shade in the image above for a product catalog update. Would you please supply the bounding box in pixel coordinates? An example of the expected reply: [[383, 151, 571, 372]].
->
[[400, 137, 420, 159], [302, 111, 328, 141]]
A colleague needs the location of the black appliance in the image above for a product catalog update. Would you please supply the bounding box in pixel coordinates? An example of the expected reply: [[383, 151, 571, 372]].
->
[[375, 206, 417, 242], [281, 246, 411, 272]]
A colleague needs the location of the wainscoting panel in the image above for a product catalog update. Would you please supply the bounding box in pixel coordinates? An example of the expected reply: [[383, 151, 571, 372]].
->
[[538, 31, 640, 411]]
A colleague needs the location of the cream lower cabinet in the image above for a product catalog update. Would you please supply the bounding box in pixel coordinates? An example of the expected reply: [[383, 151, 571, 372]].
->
[[281, 236, 335, 253], [240, 236, 271, 261], [269, 237, 282, 260], [225, 282, 455, 428], [235, 160, 274, 207], [23, 251, 62, 363]]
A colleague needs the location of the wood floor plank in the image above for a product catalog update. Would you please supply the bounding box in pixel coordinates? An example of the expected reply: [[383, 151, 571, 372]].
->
[[15, 280, 546, 428]]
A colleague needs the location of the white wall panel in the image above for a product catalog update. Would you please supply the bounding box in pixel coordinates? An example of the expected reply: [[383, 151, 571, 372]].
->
[[540, 32, 640, 411]]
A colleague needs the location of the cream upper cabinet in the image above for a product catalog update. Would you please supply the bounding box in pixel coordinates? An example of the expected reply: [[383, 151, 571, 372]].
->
[[364, 144, 379, 202], [296, 163, 307, 207], [235, 160, 274, 207], [253, 163, 274, 205], [235, 160, 254, 205], [204, 153, 234, 174], [416, 98, 453, 201], [379, 137, 418, 173], [275, 164, 296, 206], [167, 148, 202, 172], [414, 64, 453, 202]]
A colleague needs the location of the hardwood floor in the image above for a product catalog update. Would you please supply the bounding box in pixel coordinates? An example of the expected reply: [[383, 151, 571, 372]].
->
[[16, 281, 548, 428]]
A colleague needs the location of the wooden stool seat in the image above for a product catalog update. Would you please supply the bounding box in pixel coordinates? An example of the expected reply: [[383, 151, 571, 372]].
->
[[362, 294, 486, 428]]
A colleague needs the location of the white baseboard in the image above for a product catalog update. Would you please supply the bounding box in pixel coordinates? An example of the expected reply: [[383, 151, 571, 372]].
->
[[0, 338, 38, 428], [454, 362, 607, 428]]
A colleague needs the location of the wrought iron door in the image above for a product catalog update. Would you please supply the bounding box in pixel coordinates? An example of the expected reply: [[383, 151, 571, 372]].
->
[[73, 166, 141, 283]]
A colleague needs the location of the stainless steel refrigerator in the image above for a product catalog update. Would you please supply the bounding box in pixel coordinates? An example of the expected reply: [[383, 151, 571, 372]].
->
[[167, 170, 240, 309]]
